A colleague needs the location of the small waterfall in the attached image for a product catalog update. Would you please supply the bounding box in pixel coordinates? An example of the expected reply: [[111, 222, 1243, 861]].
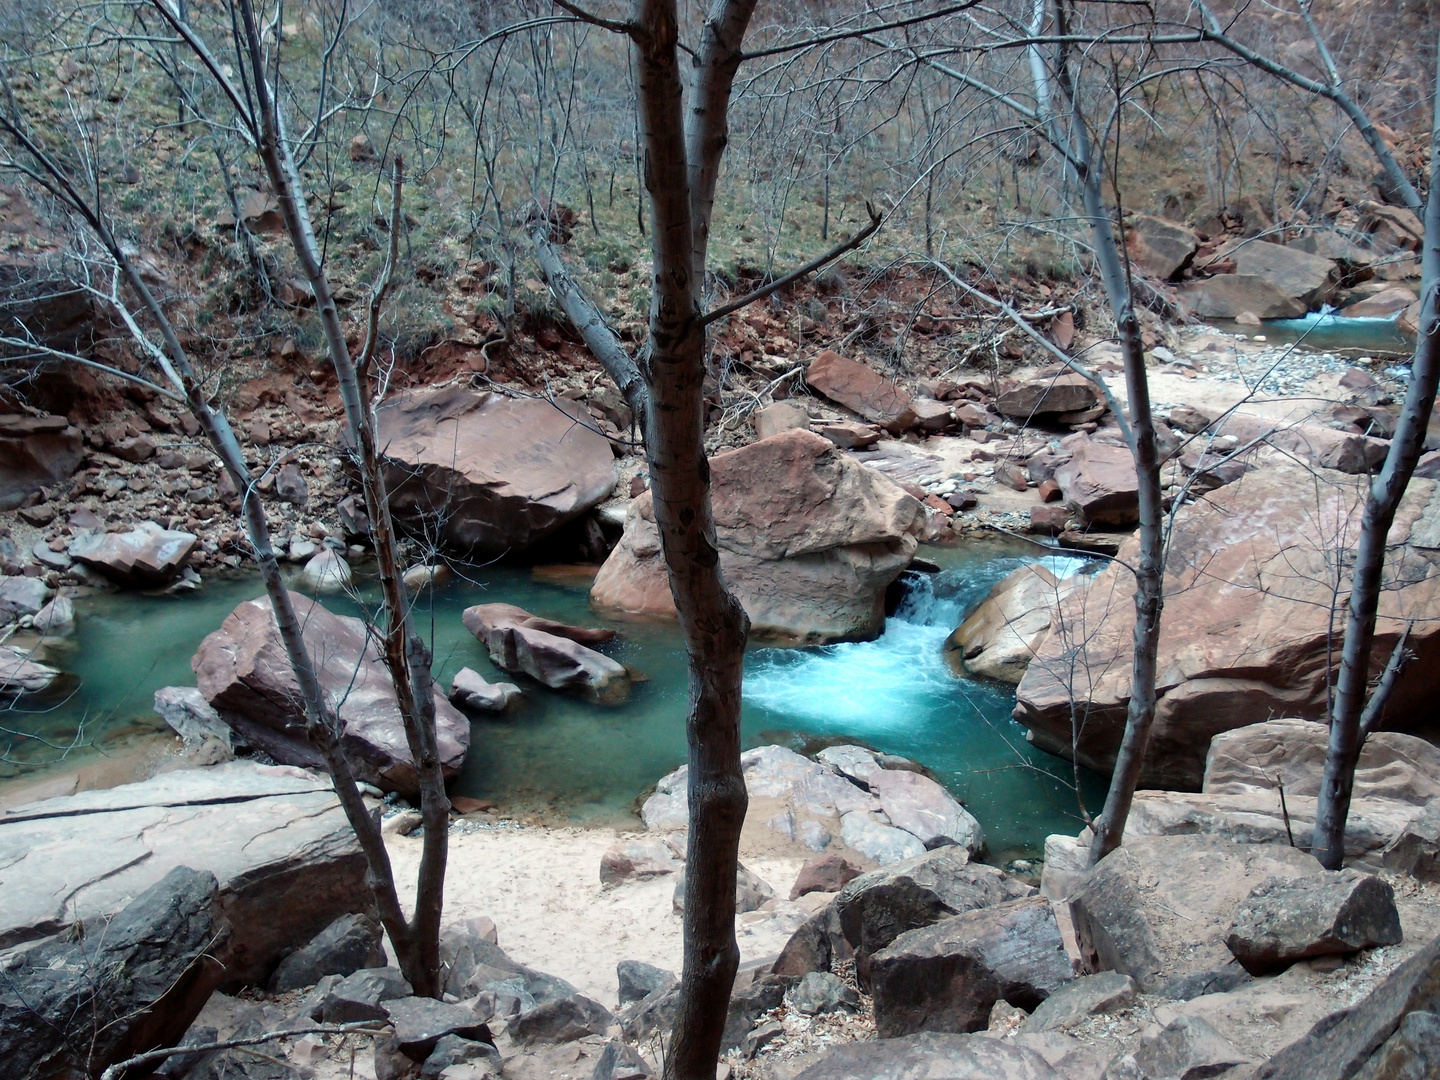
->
[[742, 553, 1096, 731]]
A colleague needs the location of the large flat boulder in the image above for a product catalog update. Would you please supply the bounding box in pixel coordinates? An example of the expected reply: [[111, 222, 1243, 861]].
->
[[374, 386, 617, 556], [1216, 240, 1340, 310], [68, 520, 198, 585], [1015, 465, 1440, 789], [1215, 413, 1387, 475], [1177, 274, 1307, 319], [0, 413, 84, 511], [592, 430, 924, 644], [461, 603, 628, 704], [193, 592, 470, 797], [1117, 789, 1425, 870], [1204, 719, 1440, 804], [1067, 834, 1322, 994], [805, 349, 916, 432], [0, 761, 370, 985], [946, 563, 1084, 684], [869, 896, 1073, 1036]]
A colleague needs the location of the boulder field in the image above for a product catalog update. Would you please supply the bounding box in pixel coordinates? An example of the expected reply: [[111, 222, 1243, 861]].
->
[[592, 428, 925, 644]]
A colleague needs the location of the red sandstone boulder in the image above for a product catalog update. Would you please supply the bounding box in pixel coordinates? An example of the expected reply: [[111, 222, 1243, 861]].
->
[[461, 603, 629, 704], [193, 592, 470, 796], [591, 430, 925, 643], [1125, 214, 1199, 279], [1015, 464, 1440, 789], [1054, 437, 1139, 526], [806, 350, 916, 432], [68, 521, 198, 585], [1340, 287, 1417, 319], [945, 564, 1084, 684], [0, 413, 83, 511], [995, 373, 1099, 421], [374, 386, 617, 556], [1180, 242, 1340, 318]]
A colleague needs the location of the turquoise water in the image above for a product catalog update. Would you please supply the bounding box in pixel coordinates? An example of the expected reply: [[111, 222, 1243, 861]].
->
[[1208, 310, 1414, 354], [0, 542, 1104, 857]]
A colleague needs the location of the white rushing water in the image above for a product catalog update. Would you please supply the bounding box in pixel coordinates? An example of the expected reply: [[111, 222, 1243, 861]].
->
[[742, 553, 1092, 733]]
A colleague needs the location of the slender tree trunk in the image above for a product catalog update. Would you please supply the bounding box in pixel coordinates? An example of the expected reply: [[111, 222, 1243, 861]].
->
[[1012, 0, 1166, 864], [1312, 48, 1440, 868], [632, 5, 751, 1076], [1085, 175, 1165, 862]]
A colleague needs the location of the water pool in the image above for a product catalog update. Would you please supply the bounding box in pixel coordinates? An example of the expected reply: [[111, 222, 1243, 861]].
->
[[0, 541, 1104, 857]]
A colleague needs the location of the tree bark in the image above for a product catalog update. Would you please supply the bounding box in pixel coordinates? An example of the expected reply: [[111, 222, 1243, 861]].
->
[[232, 0, 448, 991], [631, 5, 751, 1076]]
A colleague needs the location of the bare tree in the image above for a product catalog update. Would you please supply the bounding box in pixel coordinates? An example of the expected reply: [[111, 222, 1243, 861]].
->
[[0, 0, 455, 997], [528, 1, 877, 1074]]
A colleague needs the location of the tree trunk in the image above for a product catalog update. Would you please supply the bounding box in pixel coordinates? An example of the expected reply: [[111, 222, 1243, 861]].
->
[[1312, 46, 1440, 868], [632, 5, 751, 1076]]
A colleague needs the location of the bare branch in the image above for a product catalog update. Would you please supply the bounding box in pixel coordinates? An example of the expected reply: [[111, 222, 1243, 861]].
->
[[699, 203, 882, 327], [358, 153, 404, 386], [99, 1023, 386, 1080], [550, 0, 638, 36], [1359, 620, 1414, 741], [927, 256, 1133, 449], [531, 228, 650, 425]]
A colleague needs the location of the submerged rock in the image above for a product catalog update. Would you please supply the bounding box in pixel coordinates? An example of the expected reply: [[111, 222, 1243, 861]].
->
[[462, 603, 627, 704], [193, 592, 470, 796], [593, 429, 924, 644], [375, 386, 617, 555], [0, 645, 59, 695]]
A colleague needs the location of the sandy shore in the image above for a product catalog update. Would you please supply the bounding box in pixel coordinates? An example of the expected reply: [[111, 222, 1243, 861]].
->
[[386, 823, 817, 1008]]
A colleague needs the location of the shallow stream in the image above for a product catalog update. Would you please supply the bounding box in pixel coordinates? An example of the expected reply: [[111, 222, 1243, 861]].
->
[[1206, 309, 1414, 355], [1, 540, 1103, 858]]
